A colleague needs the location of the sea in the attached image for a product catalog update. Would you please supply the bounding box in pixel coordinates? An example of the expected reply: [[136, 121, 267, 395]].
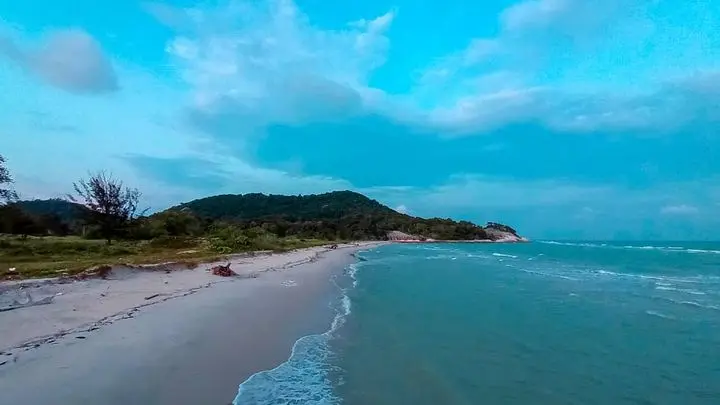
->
[[234, 241, 720, 405]]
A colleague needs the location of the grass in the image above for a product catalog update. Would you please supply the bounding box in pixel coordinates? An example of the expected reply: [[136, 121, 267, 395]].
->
[[0, 234, 330, 280]]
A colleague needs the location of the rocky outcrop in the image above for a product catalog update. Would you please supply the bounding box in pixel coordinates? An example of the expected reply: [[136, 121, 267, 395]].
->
[[387, 224, 527, 243], [387, 231, 422, 241], [483, 223, 528, 242]]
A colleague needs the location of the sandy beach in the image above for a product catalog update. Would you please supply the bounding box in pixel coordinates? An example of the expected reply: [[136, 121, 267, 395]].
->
[[0, 242, 382, 405]]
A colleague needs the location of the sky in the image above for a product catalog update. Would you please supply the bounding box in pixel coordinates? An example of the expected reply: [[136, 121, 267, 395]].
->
[[0, 0, 718, 240]]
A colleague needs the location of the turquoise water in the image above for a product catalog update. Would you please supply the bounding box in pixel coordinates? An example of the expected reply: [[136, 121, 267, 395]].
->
[[235, 242, 720, 404]]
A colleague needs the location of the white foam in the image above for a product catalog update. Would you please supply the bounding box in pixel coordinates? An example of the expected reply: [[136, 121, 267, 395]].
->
[[539, 241, 720, 255], [233, 259, 363, 405], [646, 310, 675, 320], [655, 286, 706, 295], [492, 253, 518, 259], [520, 269, 579, 281]]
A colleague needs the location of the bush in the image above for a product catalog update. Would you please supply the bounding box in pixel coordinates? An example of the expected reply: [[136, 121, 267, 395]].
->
[[208, 225, 251, 253], [147, 236, 198, 250]]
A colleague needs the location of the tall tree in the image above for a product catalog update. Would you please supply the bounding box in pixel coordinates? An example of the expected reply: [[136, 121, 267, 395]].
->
[[0, 154, 18, 205], [68, 171, 144, 244]]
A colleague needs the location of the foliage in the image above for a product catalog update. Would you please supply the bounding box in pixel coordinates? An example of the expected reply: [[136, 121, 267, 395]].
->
[[5, 190, 519, 243], [67, 172, 145, 244], [486, 222, 518, 235], [0, 187, 521, 280], [0, 154, 18, 204], [174, 191, 497, 241]]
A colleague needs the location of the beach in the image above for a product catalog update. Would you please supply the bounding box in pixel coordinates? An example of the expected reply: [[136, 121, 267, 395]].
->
[[0, 242, 380, 405]]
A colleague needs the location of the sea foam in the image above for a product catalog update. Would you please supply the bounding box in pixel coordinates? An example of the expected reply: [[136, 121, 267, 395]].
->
[[233, 258, 364, 405]]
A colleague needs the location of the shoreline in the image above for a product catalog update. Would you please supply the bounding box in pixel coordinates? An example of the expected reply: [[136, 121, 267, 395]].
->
[[0, 242, 384, 405]]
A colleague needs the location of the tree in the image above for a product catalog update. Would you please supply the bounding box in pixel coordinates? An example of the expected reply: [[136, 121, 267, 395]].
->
[[68, 172, 144, 244], [0, 154, 18, 205]]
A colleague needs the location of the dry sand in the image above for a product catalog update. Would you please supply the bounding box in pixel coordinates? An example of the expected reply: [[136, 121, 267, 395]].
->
[[0, 242, 383, 405]]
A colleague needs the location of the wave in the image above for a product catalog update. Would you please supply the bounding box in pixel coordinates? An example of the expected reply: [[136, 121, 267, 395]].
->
[[520, 269, 579, 281], [233, 261, 360, 405], [539, 241, 720, 255], [646, 310, 675, 320], [651, 295, 720, 311], [492, 253, 518, 259], [593, 269, 720, 286], [655, 286, 706, 295]]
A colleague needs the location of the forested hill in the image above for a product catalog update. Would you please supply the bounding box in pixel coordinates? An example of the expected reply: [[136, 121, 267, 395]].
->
[[172, 191, 519, 241], [4, 191, 521, 241], [15, 199, 87, 223], [175, 191, 397, 221]]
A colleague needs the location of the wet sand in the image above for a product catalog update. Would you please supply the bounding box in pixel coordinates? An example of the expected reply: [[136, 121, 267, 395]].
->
[[0, 243, 381, 405]]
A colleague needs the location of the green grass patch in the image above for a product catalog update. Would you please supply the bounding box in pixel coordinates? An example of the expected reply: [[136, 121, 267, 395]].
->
[[0, 234, 331, 280]]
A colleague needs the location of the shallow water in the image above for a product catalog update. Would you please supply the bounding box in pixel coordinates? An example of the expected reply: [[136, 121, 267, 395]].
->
[[235, 242, 720, 404]]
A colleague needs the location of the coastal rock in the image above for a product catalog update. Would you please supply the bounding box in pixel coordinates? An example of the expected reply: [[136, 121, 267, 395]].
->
[[483, 223, 528, 243]]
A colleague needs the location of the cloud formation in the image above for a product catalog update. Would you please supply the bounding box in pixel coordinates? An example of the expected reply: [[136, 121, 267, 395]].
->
[[0, 29, 118, 94]]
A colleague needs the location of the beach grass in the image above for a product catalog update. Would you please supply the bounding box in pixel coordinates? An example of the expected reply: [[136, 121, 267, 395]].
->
[[0, 234, 330, 280]]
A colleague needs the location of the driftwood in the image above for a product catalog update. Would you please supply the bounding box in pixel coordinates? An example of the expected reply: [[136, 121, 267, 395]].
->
[[210, 263, 237, 277]]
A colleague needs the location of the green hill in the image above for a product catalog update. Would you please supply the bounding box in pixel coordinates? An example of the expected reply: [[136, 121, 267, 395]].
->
[[5, 191, 521, 241], [1, 199, 87, 236], [14, 199, 87, 223], [171, 191, 518, 241]]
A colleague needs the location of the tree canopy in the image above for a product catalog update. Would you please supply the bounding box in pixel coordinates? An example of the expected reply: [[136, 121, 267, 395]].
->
[[5, 190, 520, 242], [67, 172, 145, 244], [0, 154, 18, 205]]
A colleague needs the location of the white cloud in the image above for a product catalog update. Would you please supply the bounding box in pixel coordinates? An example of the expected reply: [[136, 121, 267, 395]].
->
[[0, 29, 118, 94], [160, 0, 394, 108], [660, 204, 699, 215], [147, 0, 720, 139], [500, 0, 621, 35]]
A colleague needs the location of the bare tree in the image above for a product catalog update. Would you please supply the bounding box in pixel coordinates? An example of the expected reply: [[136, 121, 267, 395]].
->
[[68, 171, 144, 244], [0, 154, 18, 205]]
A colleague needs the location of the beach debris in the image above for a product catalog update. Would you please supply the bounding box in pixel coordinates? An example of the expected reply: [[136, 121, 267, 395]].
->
[[144, 293, 161, 300], [210, 263, 237, 277], [8, 267, 17, 273], [76, 336, 86, 339], [73, 265, 113, 280]]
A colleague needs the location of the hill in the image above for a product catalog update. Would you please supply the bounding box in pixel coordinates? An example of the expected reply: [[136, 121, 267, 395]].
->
[[14, 199, 87, 224], [1, 199, 87, 236], [4, 191, 521, 241], [171, 191, 520, 241]]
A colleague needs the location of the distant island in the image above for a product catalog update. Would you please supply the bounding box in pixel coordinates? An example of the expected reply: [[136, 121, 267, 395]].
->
[[1, 190, 523, 279]]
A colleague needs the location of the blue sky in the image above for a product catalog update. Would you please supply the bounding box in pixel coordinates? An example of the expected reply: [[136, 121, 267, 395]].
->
[[1, 0, 719, 240]]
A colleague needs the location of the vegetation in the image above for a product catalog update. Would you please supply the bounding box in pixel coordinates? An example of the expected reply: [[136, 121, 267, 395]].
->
[[0, 234, 327, 279], [173, 191, 496, 241], [0, 161, 520, 279], [0, 154, 18, 204], [68, 172, 145, 245]]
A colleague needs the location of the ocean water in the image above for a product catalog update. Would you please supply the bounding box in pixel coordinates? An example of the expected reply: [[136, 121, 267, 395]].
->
[[234, 241, 720, 404]]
